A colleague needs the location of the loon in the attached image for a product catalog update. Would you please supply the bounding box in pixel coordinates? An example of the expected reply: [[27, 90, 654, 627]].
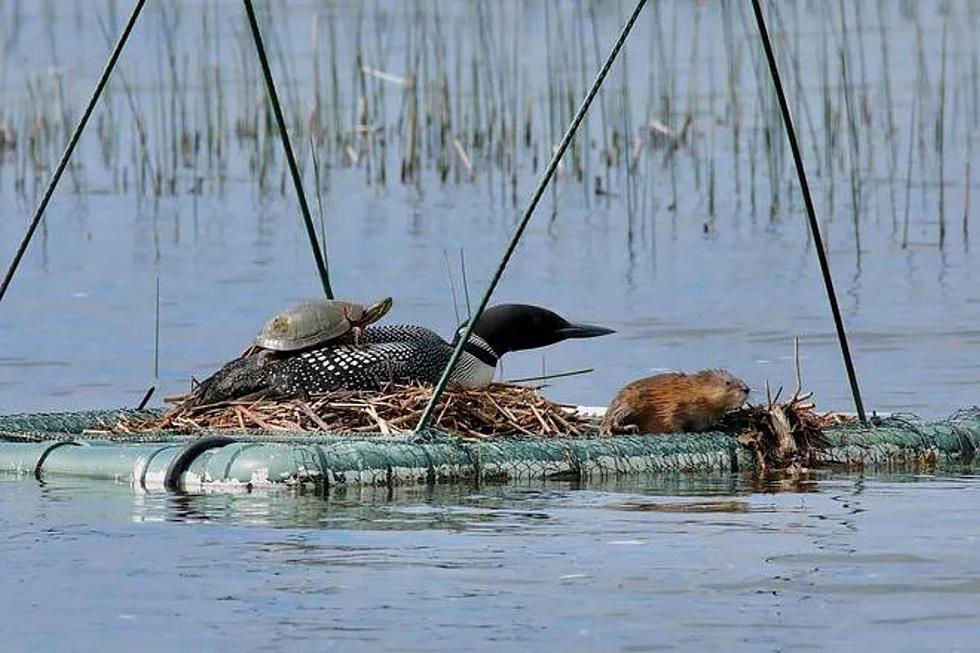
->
[[194, 304, 614, 404]]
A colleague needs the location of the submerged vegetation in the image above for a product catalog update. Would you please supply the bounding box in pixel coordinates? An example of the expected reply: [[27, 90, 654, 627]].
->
[[0, 0, 977, 250]]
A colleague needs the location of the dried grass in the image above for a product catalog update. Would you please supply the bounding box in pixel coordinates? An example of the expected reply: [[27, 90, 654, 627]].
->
[[115, 382, 593, 440]]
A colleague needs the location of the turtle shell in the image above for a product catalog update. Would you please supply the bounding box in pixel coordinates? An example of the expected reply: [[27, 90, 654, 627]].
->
[[254, 297, 392, 352]]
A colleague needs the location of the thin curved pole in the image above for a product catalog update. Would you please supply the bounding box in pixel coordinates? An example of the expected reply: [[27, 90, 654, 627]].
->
[[243, 0, 334, 298], [414, 0, 648, 435], [0, 0, 147, 309], [750, 0, 866, 422]]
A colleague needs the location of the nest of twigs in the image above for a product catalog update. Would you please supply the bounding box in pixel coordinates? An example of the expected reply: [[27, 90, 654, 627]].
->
[[114, 382, 593, 440], [717, 389, 855, 472]]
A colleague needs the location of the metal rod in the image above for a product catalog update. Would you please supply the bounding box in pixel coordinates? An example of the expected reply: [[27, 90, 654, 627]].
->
[[243, 0, 334, 299], [414, 0, 648, 435], [136, 386, 155, 411], [0, 0, 147, 310], [750, 0, 867, 422]]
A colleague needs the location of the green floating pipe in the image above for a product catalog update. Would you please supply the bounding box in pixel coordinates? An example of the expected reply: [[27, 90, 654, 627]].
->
[[0, 433, 739, 490], [1, 409, 979, 491]]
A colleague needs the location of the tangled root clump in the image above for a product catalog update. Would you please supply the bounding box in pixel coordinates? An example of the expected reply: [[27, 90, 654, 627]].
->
[[718, 392, 855, 471]]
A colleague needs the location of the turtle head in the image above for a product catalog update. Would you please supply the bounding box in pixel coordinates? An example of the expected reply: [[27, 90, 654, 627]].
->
[[347, 296, 393, 327]]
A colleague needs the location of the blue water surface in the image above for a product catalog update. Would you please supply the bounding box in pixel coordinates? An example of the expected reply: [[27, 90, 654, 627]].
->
[[2, 472, 979, 652]]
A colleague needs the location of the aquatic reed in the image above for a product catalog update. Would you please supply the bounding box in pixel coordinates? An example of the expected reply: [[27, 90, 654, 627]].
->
[[0, 0, 974, 257]]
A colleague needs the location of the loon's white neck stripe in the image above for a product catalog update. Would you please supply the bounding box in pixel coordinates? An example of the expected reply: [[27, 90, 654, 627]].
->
[[469, 333, 496, 356], [451, 350, 496, 387], [463, 333, 498, 367]]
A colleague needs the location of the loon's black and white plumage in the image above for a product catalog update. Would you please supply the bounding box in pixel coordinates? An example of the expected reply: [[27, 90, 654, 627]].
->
[[194, 304, 613, 404]]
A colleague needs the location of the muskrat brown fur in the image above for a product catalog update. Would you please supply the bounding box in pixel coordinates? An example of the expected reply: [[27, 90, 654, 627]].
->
[[600, 369, 750, 436]]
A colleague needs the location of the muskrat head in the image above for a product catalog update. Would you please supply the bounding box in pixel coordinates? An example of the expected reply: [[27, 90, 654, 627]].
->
[[694, 369, 750, 410]]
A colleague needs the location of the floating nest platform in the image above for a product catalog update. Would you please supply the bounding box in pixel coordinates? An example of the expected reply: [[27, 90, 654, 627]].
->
[[111, 383, 855, 472], [0, 385, 978, 490]]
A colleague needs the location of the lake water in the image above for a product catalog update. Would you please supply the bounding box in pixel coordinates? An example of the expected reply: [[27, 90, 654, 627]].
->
[[2, 471, 979, 651], [1, 1, 980, 649], [1, 0, 978, 417]]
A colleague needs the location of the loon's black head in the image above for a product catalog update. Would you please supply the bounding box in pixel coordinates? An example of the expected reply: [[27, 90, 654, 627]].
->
[[454, 304, 614, 364]]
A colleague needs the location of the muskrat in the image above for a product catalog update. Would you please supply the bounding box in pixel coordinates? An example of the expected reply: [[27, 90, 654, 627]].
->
[[600, 369, 750, 436]]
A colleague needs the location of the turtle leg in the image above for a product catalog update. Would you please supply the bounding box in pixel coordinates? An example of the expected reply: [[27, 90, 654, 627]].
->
[[342, 305, 365, 347]]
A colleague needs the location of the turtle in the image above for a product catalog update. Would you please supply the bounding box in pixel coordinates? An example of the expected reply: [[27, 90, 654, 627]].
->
[[248, 296, 393, 354]]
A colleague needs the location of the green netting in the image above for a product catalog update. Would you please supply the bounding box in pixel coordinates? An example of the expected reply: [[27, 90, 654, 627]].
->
[[814, 410, 980, 466], [0, 408, 978, 487], [0, 409, 162, 438]]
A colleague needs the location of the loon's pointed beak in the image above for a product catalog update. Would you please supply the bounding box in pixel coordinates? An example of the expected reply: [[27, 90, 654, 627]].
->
[[555, 322, 616, 340]]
